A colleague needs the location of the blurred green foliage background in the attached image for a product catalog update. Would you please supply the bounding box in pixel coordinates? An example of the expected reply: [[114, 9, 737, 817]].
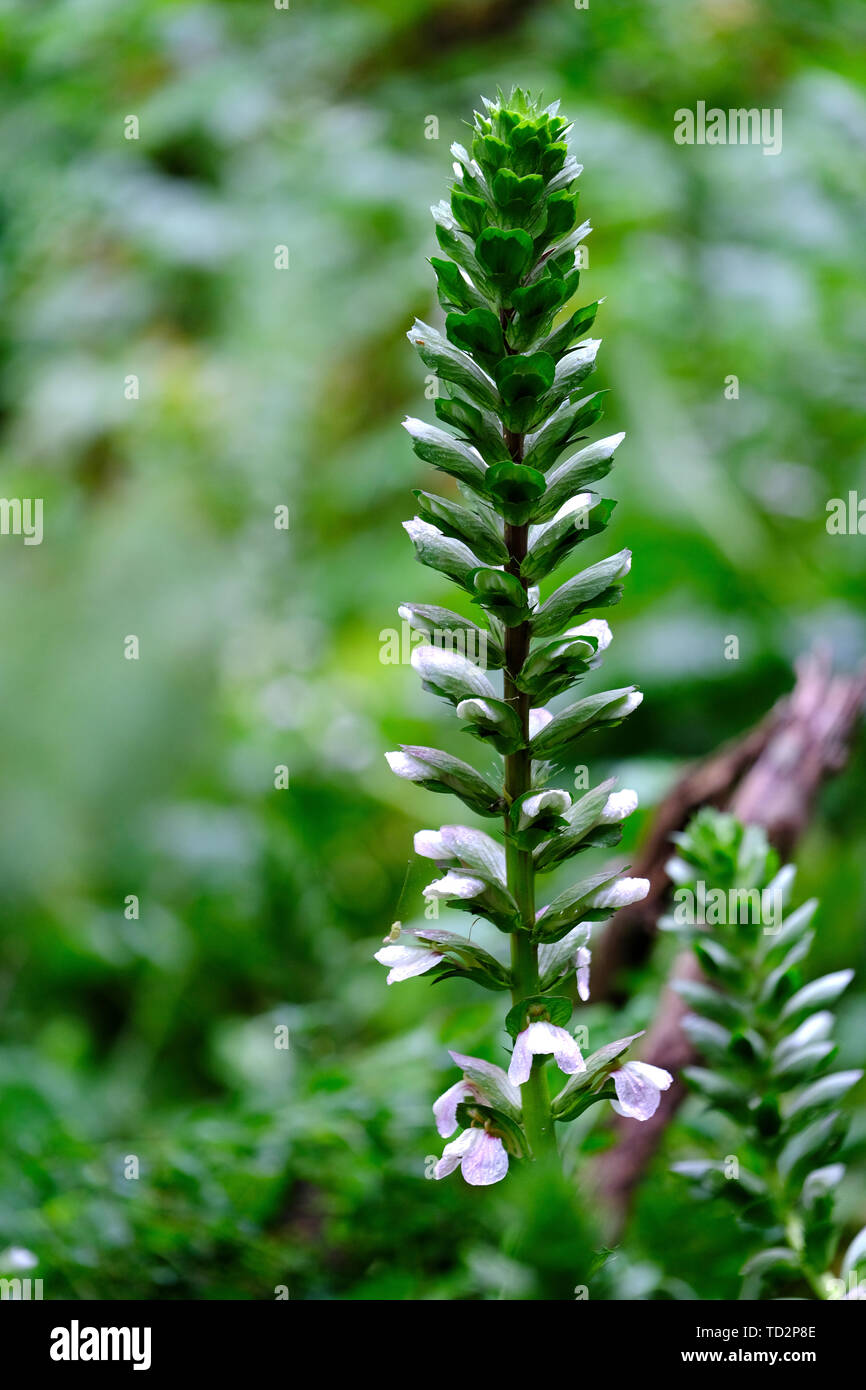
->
[[0, 0, 864, 1299]]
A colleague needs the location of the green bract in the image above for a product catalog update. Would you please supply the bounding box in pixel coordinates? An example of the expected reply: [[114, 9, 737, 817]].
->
[[382, 88, 650, 1176], [668, 809, 864, 1300]]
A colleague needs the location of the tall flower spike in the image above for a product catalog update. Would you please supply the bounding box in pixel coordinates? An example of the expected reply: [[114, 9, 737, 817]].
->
[[379, 89, 654, 1183]]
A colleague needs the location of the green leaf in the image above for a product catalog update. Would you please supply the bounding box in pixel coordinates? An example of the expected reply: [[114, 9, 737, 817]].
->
[[471, 567, 532, 626], [445, 308, 505, 371], [493, 352, 557, 431], [451, 188, 487, 238], [545, 338, 601, 407], [414, 490, 507, 565], [670, 979, 745, 1027], [430, 256, 487, 314], [682, 1067, 748, 1113], [757, 899, 819, 964], [540, 301, 600, 357], [475, 227, 534, 289], [490, 168, 544, 220], [680, 1013, 733, 1062], [484, 460, 547, 524], [454, 1102, 529, 1158], [841, 1224, 866, 1281], [433, 395, 510, 467], [507, 274, 576, 350], [772, 1039, 838, 1083], [692, 936, 744, 985], [457, 696, 525, 754], [505, 993, 572, 1039], [740, 1247, 801, 1279]]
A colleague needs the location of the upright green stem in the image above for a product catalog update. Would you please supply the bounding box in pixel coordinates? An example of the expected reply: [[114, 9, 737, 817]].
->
[[502, 424, 557, 1160]]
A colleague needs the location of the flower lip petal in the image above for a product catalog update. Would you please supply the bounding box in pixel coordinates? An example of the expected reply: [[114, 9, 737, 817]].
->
[[460, 1131, 509, 1186], [434, 1128, 476, 1179], [611, 1060, 673, 1120]]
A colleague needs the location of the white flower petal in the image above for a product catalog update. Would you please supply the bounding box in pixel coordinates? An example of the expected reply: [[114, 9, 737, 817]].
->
[[403, 517, 441, 544], [507, 1028, 534, 1086], [509, 1020, 584, 1085], [414, 829, 451, 860], [433, 1080, 478, 1138], [590, 876, 650, 911], [460, 1131, 509, 1186], [423, 871, 486, 900], [565, 618, 612, 651], [528, 707, 553, 739], [546, 1022, 586, 1075], [517, 789, 572, 831], [599, 789, 639, 823], [552, 492, 593, 523], [385, 750, 429, 780], [434, 1128, 476, 1179], [576, 945, 591, 1002], [373, 943, 443, 984], [611, 1060, 673, 1120]]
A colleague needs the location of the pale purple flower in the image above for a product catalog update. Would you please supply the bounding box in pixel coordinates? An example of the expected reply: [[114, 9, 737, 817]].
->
[[610, 1060, 673, 1120], [508, 1020, 585, 1086], [434, 1127, 509, 1186], [576, 945, 591, 1002], [374, 940, 443, 984]]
